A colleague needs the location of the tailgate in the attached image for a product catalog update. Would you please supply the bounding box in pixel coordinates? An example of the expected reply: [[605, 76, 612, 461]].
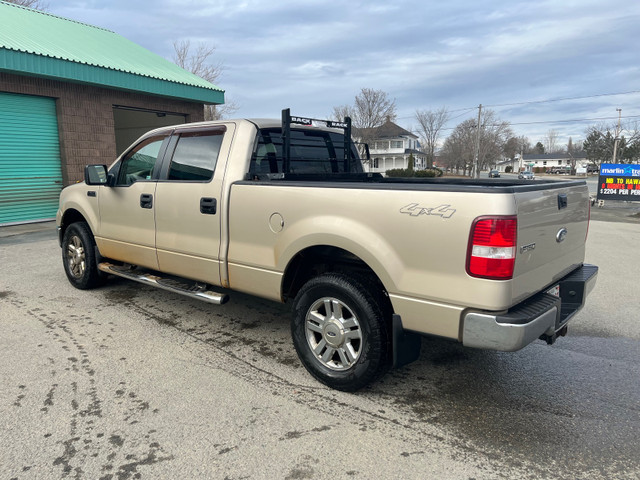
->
[[511, 181, 589, 304]]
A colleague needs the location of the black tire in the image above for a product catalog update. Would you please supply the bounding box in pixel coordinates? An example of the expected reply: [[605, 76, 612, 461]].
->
[[291, 273, 390, 391], [62, 222, 104, 290]]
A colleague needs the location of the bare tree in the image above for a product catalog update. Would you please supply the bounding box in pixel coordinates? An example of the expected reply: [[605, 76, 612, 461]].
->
[[573, 139, 584, 151], [333, 88, 396, 130], [331, 104, 355, 123], [440, 119, 476, 175], [414, 107, 449, 169], [518, 136, 531, 154], [544, 129, 560, 153], [502, 136, 520, 160], [173, 40, 221, 84], [583, 121, 640, 165], [477, 110, 513, 173], [441, 109, 513, 176], [4, 0, 48, 10], [172, 40, 237, 120], [353, 88, 397, 129], [333, 89, 396, 163]]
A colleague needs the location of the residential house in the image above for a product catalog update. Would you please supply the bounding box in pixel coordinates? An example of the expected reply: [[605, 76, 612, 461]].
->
[[354, 120, 426, 174], [522, 152, 588, 172], [494, 157, 520, 173]]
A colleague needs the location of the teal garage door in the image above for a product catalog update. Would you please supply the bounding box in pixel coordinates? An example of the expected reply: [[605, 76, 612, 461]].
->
[[0, 92, 63, 226]]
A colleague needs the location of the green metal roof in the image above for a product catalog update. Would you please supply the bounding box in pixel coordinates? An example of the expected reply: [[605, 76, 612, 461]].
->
[[0, 1, 224, 104]]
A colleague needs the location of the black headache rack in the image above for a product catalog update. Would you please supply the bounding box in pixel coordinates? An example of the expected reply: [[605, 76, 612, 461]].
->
[[281, 108, 353, 174]]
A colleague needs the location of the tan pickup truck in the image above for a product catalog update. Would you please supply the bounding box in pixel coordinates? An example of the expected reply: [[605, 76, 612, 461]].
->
[[57, 110, 598, 391]]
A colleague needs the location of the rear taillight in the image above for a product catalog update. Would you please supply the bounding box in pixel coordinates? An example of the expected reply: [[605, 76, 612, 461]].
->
[[467, 216, 517, 280]]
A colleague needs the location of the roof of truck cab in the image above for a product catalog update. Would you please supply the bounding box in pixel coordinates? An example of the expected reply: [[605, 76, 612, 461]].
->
[[161, 118, 346, 133]]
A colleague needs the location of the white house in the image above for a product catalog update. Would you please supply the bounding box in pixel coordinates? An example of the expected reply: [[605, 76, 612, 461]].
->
[[495, 152, 591, 173], [495, 157, 519, 173], [354, 120, 426, 174], [522, 152, 588, 172]]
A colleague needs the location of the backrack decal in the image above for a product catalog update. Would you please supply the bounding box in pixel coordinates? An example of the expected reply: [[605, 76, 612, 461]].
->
[[400, 203, 456, 219]]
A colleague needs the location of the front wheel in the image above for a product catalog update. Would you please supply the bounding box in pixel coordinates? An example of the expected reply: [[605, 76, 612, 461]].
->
[[62, 222, 104, 290], [291, 274, 390, 391]]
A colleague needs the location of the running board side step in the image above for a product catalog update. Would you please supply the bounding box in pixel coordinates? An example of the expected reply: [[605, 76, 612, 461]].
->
[[98, 262, 229, 305]]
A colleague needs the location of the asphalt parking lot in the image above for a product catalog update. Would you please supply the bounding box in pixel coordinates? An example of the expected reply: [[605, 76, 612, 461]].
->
[[1, 214, 638, 479]]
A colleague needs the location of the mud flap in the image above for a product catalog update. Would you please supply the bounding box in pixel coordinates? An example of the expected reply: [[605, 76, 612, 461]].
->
[[392, 314, 422, 368]]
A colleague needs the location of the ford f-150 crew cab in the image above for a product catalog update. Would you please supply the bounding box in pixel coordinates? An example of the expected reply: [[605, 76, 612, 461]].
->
[[57, 110, 598, 391]]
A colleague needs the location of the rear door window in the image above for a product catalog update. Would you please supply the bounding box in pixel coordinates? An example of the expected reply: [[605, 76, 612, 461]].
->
[[167, 130, 225, 182]]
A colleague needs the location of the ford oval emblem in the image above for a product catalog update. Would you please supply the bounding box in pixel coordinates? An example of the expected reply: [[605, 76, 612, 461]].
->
[[556, 228, 568, 243]]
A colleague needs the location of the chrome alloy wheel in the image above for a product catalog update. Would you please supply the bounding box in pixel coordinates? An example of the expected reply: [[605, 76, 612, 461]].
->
[[305, 297, 363, 371], [66, 235, 86, 278]]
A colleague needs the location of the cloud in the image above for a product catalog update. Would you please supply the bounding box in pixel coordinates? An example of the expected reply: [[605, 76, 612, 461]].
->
[[291, 61, 346, 77], [49, 0, 640, 140]]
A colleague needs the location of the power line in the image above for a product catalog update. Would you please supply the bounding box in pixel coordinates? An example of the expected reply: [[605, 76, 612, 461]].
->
[[447, 108, 478, 122], [505, 114, 640, 127], [438, 114, 640, 132], [484, 90, 640, 109], [397, 89, 640, 121], [397, 106, 475, 121]]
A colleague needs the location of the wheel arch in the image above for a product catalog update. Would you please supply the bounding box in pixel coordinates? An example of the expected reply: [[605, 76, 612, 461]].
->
[[281, 245, 394, 317], [59, 208, 91, 243]]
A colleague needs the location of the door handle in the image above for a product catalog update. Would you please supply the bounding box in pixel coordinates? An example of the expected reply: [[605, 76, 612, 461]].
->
[[140, 193, 153, 209], [200, 197, 217, 215]]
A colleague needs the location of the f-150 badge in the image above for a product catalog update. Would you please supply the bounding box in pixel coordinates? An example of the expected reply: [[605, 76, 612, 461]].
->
[[400, 203, 456, 218]]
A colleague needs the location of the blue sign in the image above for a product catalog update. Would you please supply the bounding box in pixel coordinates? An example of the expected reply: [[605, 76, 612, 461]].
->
[[599, 163, 640, 177], [597, 163, 640, 201]]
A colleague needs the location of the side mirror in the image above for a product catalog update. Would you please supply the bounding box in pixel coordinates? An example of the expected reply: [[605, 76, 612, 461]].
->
[[84, 164, 109, 185]]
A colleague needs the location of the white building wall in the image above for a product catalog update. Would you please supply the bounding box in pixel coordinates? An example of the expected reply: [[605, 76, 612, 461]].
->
[[365, 135, 426, 173]]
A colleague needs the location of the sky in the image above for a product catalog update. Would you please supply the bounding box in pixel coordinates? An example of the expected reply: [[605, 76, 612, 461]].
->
[[49, 0, 640, 147]]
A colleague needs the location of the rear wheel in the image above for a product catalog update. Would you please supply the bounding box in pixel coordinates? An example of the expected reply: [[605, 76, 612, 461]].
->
[[291, 274, 390, 391], [62, 222, 103, 290]]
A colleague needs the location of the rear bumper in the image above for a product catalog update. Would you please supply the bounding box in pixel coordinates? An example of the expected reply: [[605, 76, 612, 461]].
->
[[462, 264, 598, 351]]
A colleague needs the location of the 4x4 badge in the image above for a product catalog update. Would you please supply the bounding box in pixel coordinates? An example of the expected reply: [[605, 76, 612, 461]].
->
[[400, 203, 456, 219]]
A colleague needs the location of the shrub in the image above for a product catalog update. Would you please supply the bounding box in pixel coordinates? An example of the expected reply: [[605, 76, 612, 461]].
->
[[505, 166, 513, 173], [386, 168, 442, 178], [385, 168, 413, 177], [414, 169, 437, 177]]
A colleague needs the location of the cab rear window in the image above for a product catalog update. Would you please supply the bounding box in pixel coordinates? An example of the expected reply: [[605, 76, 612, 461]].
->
[[250, 128, 361, 175]]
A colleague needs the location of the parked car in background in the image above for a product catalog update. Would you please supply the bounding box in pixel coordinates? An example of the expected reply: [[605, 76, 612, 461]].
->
[[547, 167, 570, 175], [519, 171, 535, 180], [488, 170, 500, 178]]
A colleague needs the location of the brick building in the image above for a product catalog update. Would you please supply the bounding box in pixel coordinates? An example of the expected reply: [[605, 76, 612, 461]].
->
[[0, 2, 223, 225]]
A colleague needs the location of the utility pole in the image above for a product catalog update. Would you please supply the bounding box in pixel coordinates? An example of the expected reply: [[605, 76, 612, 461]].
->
[[473, 104, 482, 178], [612, 108, 622, 164]]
